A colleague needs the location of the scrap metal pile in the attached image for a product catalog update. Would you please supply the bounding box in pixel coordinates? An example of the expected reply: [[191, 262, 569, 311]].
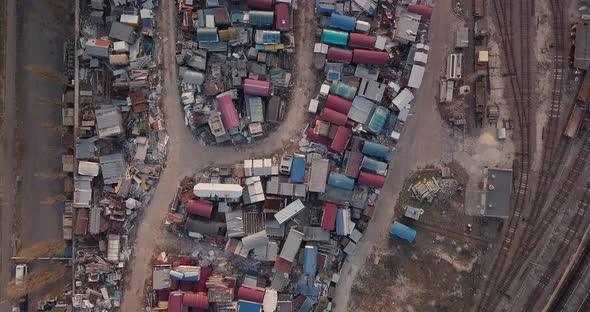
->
[[145, 1, 435, 311], [176, 0, 296, 145], [67, 0, 165, 310]]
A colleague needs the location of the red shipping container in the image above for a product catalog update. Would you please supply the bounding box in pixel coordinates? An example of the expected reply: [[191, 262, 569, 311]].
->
[[196, 266, 209, 292], [408, 4, 433, 21], [348, 33, 377, 49], [186, 200, 214, 219], [168, 291, 184, 312], [321, 203, 338, 230], [247, 0, 273, 9], [326, 47, 353, 64], [244, 78, 271, 96], [273, 257, 293, 273], [183, 292, 209, 309], [217, 94, 240, 129], [329, 126, 351, 154], [238, 285, 265, 303], [275, 3, 290, 30], [326, 94, 352, 114], [358, 171, 386, 188], [321, 108, 347, 126], [352, 49, 389, 65]]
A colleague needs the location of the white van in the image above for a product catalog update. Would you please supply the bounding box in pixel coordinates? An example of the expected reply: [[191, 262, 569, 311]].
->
[[279, 154, 293, 175], [15, 264, 28, 285]]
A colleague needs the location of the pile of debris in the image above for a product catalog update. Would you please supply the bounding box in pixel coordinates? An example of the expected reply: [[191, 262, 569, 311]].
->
[[411, 177, 461, 203], [176, 0, 296, 145], [67, 0, 166, 310]]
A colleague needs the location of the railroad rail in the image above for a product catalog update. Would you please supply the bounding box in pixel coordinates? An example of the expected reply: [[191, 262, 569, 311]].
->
[[577, 290, 590, 312], [522, 180, 590, 311], [411, 221, 492, 246], [478, 0, 532, 309]]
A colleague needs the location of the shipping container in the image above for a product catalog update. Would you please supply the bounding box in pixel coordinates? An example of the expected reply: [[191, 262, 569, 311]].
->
[[182, 292, 209, 309], [290, 155, 306, 183], [303, 246, 319, 275], [244, 78, 271, 96], [168, 291, 184, 312], [326, 94, 353, 114], [362, 140, 391, 161], [239, 300, 264, 312], [344, 151, 363, 178], [239, 285, 266, 303], [358, 171, 385, 188], [389, 221, 416, 243], [280, 228, 304, 262], [216, 94, 240, 129], [352, 49, 389, 65], [366, 106, 390, 134], [348, 33, 377, 49], [321, 108, 348, 126], [328, 172, 355, 190], [275, 3, 290, 31], [321, 203, 338, 230], [336, 208, 351, 236], [577, 72, 590, 102], [361, 156, 388, 176], [330, 126, 352, 154], [407, 4, 433, 20], [321, 29, 349, 46], [330, 80, 358, 100], [247, 0, 273, 10], [308, 159, 330, 193], [329, 13, 357, 31], [186, 199, 214, 218], [326, 47, 353, 64], [248, 10, 274, 26]]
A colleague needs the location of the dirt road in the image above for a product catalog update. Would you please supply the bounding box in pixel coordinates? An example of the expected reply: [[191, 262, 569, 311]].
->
[[332, 0, 458, 310], [1, 0, 72, 310], [120, 0, 318, 310]]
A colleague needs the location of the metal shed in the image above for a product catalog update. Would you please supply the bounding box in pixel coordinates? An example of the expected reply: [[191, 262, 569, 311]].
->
[[321, 203, 338, 230], [326, 94, 353, 114], [247, 0, 273, 9], [389, 221, 416, 243], [279, 228, 304, 262], [321, 29, 349, 46], [99, 153, 125, 184], [308, 159, 330, 193], [408, 65, 425, 89], [330, 80, 358, 100], [329, 126, 352, 154], [328, 172, 355, 190], [216, 93, 240, 129], [109, 22, 137, 43], [362, 140, 391, 161], [349, 96, 375, 124], [367, 106, 390, 134], [244, 79, 271, 96], [352, 49, 389, 65], [326, 47, 353, 64], [329, 13, 357, 31], [275, 3, 290, 31], [348, 33, 377, 49], [248, 10, 274, 27], [274, 199, 306, 224], [321, 108, 348, 126], [358, 171, 385, 188]]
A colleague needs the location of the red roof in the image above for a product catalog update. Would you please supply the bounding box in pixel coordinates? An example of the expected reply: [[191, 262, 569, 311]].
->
[[352, 49, 389, 65], [307, 118, 333, 146], [345, 151, 363, 178], [238, 286, 265, 303], [186, 200, 214, 219], [216, 94, 240, 129], [247, 0, 273, 9], [358, 171, 386, 188], [183, 292, 209, 309], [321, 108, 348, 126], [408, 4, 433, 20], [274, 257, 293, 273], [196, 266, 209, 292], [326, 94, 352, 114], [244, 78, 271, 96], [321, 203, 338, 230], [179, 281, 196, 291], [168, 292, 184, 312], [326, 47, 353, 63], [348, 33, 377, 49], [329, 126, 351, 154], [275, 3, 290, 30]]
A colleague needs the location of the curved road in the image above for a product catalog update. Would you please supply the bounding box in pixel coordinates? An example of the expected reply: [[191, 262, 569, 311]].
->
[[121, 0, 318, 310]]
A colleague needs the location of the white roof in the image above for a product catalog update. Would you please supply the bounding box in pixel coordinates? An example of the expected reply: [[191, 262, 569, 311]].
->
[[274, 199, 306, 224], [279, 229, 304, 262], [392, 88, 414, 111], [375, 35, 387, 50], [193, 183, 243, 199], [320, 83, 331, 96], [78, 161, 100, 176], [263, 288, 278, 312], [308, 99, 319, 113], [398, 107, 411, 122], [390, 130, 401, 140], [408, 65, 425, 89], [308, 159, 329, 193], [414, 51, 428, 64]]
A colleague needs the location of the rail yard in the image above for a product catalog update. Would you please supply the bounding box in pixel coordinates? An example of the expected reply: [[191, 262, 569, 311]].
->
[[4, 0, 590, 311]]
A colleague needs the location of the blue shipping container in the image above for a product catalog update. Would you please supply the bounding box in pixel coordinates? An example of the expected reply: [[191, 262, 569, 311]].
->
[[328, 172, 355, 190], [389, 221, 416, 244], [290, 155, 306, 183], [303, 245, 318, 275], [362, 140, 391, 161], [239, 300, 262, 312], [329, 13, 357, 31], [249, 11, 274, 26], [367, 105, 390, 134], [361, 156, 388, 176]]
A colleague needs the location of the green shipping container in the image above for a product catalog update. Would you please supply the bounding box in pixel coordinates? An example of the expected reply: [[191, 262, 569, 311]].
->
[[322, 29, 349, 46], [330, 81, 358, 100]]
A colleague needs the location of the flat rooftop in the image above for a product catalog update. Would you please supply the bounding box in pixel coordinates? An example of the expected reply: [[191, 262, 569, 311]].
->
[[483, 168, 513, 218]]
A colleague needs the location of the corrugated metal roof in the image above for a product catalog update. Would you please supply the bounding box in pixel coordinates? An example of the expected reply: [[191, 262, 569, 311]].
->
[[275, 3, 290, 30], [308, 159, 329, 193], [241, 230, 270, 250], [186, 200, 214, 218], [408, 65, 425, 89], [330, 80, 357, 100], [326, 94, 352, 114], [99, 153, 125, 184], [328, 172, 355, 190], [249, 10, 274, 26], [358, 79, 385, 102], [362, 140, 391, 161], [274, 199, 305, 224], [279, 229, 304, 262], [352, 49, 389, 65], [329, 13, 356, 31], [348, 96, 375, 124], [181, 68, 205, 85], [321, 203, 337, 230], [290, 155, 305, 184], [247, 96, 265, 123], [247, 0, 273, 9], [303, 246, 319, 274], [322, 29, 349, 46], [358, 171, 385, 188], [85, 39, 111, 58], [197, 27, 219, 42], [330, 126, 352, 154], [109, 22, 137, 43], [326, 47, 353, 64], [217, 93, 240, 129], [367, 106, 390, 134], [95, 106, 123, 137], [392, 88, 414, 111], [321, 108, 348, 126], [244, 79, 271, 96], [348, 33, 376, 49], [389, 221, 416, 243], [361, 156, 388, 175]]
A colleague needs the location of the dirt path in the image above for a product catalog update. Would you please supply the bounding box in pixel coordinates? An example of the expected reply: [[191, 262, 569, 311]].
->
[[332, 0, 458, 310], [120, 1, 318, 310]]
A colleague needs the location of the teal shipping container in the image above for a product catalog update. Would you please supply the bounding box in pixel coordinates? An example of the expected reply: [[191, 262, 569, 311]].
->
[[322, 29, 349, 46], [330, 81, 357, 100], [367, 106, 390, 134]]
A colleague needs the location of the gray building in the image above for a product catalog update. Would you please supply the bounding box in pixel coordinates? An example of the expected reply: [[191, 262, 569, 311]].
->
[[483, 168, 513, 218]]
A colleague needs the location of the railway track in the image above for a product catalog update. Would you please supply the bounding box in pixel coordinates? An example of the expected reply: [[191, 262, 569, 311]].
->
[[411, 221, 491, 246], [539, 182, 590, 311], [577, 290, 590, 312], [522, 178, 590, 311], [478, 0, 532, 309]]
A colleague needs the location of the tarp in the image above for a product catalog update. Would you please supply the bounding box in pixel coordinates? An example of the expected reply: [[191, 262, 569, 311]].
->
[[389, 221, 416, 243]]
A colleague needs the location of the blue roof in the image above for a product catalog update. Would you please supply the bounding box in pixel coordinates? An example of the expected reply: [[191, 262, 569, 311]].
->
[[299, 297, 316, 312], [316, 0, 337, 14], [239, 300, 262, 312], [231, 10, 245, 23], [329, 13, 356, 31], [290, 156, 305, 183], [336, 209, 346, 236], [361, 156, 388, 176], [249, 10, 274, 26], [328, 172, 355, 190], [389, 221, 416, 244], [362, 140, 391, 161], [262, 31, 281, 44], [196, 27, 219, 42], [367, 106, 390, 134], [303, 246, 318, 275]]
